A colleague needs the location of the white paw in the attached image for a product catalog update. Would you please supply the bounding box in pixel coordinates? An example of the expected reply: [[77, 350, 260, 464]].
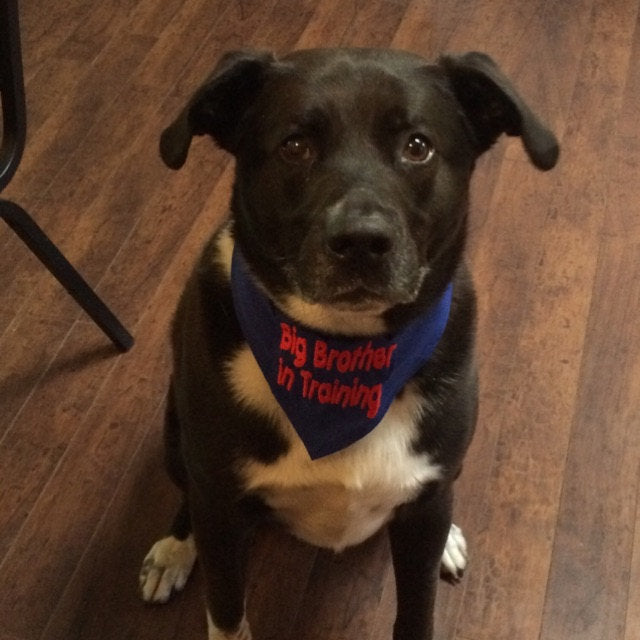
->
[[207, 610, 252, 640], [139, 535, 197, 603], [440, 523, 468, 582]]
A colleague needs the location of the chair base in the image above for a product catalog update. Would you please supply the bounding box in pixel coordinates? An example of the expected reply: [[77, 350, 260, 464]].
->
[[1, 198, 134, 352]]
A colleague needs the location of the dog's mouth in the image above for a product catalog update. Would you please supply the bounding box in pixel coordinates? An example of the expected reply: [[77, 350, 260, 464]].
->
[[323, 287, 391, 312], [290, 262, 429, 313], [274, 270, 429, 336], [324, 277, 425, 306], [276, 287, 394, 336]]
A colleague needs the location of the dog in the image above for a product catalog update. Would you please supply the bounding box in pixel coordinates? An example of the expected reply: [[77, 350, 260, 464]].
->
[[139, 48, 558, 640]]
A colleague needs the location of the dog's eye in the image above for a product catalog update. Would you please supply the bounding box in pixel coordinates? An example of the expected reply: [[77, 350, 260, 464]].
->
[[279, 135, 317, 164], [401, 134, 434, 164]]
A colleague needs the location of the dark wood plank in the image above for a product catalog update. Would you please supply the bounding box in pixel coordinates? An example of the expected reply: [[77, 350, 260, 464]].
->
[[40, 427, 188, 640], [0, 28, 159, 337], [621, 21, 640, 640], [1, 1, 639, 640], [0, 326, 122, 559], [540, 5, 640, 637], [0, 327, 172, 638], [288, 533, 394, 640], [0, 161, 232, 636], [626, 513, 640, 640], [539, 237, 640, 640], [18, 0, 95, 82], [454, 1, 639, 638], [244, 529, 319, 640]]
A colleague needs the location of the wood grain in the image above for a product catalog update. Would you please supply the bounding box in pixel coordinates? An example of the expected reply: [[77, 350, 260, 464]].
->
[[1, 1, 639, 639]]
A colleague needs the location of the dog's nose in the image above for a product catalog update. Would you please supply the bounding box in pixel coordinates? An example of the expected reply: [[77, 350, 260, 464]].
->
[[326, 205, 395, 262], [327, 225, 393, 260]]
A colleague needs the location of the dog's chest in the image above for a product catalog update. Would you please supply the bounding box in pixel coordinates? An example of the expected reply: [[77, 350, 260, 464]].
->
[[227, 345, 441, 551]]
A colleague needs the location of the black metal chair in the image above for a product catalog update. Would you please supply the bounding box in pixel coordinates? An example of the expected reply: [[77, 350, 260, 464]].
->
[[0, 0, 133, 351]]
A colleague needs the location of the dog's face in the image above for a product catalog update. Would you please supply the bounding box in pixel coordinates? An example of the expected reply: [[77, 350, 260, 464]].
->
[[162, 49, 558, 321], [231, 50, 476, 314]]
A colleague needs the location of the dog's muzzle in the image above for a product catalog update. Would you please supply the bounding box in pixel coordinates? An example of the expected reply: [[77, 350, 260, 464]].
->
[[294, 191, 422, 308]]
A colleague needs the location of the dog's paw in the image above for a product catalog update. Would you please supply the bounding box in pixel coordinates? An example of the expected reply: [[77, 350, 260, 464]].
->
[[440, 523, 468, 583], [207, 610, 252, 640], [139, 535, 197, 603]]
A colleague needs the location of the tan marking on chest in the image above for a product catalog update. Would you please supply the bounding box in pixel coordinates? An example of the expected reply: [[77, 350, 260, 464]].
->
[[226, 345, 441, 551]]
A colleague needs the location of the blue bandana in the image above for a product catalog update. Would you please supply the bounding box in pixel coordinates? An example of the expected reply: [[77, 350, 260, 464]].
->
[[230, 249, 452, 459]]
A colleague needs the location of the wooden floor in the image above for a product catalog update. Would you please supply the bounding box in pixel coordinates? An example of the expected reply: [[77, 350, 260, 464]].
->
[[1, 0, 639, 638]]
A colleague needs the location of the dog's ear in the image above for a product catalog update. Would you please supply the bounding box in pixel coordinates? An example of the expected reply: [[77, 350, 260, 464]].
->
[[439, 52, 559, 170], [159, 50, 275, 169]]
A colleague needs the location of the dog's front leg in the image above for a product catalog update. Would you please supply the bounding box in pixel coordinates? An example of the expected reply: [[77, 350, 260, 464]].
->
[[190, 493, 252, 640], [388, 487, 453, 640]]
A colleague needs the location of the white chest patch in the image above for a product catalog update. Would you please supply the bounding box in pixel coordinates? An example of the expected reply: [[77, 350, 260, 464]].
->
[[226, 344, 442, 552]]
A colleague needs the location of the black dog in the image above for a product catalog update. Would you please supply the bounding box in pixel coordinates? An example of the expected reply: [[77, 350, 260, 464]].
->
[[139, 48, 558, 640]]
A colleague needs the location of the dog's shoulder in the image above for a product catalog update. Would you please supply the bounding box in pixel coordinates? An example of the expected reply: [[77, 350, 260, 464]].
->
[[170, 225, 296, 466], [171, 223, 238, 358]]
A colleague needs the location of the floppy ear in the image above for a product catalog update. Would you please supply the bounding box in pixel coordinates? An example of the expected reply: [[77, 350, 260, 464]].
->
[[159, 50, 276, 169], [439, 52, 559, 170]]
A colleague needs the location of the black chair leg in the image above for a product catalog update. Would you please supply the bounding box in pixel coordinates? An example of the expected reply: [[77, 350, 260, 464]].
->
[[1, 198, 134, 352]]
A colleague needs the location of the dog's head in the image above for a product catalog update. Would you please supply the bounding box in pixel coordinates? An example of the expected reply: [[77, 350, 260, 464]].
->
[[162, 49, 558, 329]]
